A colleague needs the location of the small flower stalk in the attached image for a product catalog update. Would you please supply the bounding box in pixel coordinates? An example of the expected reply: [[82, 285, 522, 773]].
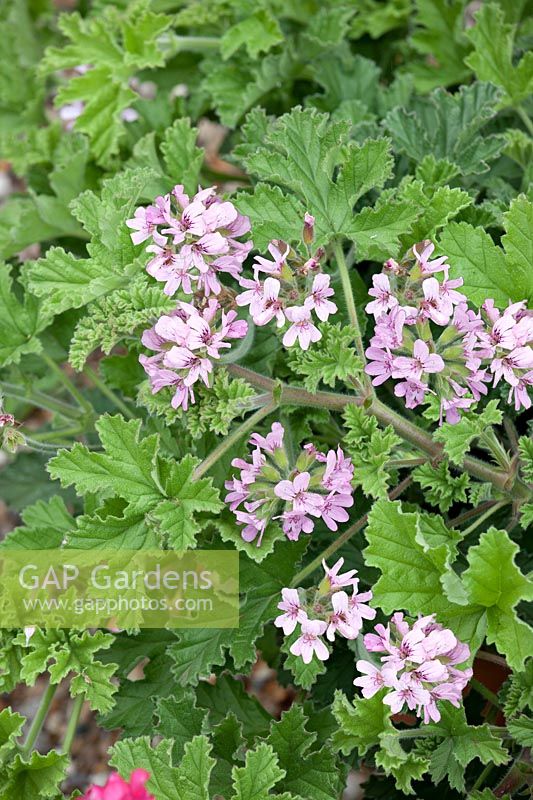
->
[[365, 241, 533, 422], [236, 228, 337, 350], [224, 425, 355, 546], [275, 558, 376, 664], [355, 612, 472, 724]]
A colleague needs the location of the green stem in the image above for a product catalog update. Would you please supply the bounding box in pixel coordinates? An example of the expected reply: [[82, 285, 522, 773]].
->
[[61, 694, 84, 754], [84, 366, 135, 420], [479, 428, 511, 471], [369, 397, 525, 496], [291, 476, 413, 586], [166, 34, 221, 54], [516, 106, 533, 137], [392, 724, 506, 742], [386, 457, 428, 468], [28, 425, 84, 442], [394, 728, 437, 740], [470, 677, 503, 710], [447, 501, 500, 529], [462, 501, 508, 536], [22, 680, 57, 755], [470, 761, 496, 793], [0, 381, 83, 421], [22, 437, 68, 453], [332, 241, 368, 374], [41, 353, 93, 415], [194, 399, 279, 480], [224, 365, 532, 502]]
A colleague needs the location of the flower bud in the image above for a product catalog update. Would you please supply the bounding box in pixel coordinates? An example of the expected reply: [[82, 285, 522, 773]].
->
[[2, 428, 25, 453], [303, 212, 315, 244]]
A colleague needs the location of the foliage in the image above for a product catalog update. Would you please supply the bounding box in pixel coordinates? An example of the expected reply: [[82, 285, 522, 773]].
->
[[0, 0, 532, 798]]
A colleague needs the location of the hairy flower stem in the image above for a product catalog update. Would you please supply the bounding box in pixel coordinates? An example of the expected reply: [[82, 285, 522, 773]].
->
[[332, 241, 370, 389], [0, 381, 83, 421], [42, 353, 93, 416], [62, 694, 84, 754], [290, 476, 413, 586], [170, 36, 220, 53], [516, 106, 533, 137], [84, 365, 135, 420], [28, 425, 85, 443], [21, 680, 57, 756], [461, 501, 508, 536], [393, 724, 507, 742], [470, 761, 496, 793], [194, 398, 279, 480], [226, 364, 530, 502], [479, 428, 512, 471], [448, 500, 502, 528], [470, 677, 503, 710]]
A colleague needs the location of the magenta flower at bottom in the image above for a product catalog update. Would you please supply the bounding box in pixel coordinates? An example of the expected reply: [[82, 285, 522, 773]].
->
[[82, 770, 154, 800]]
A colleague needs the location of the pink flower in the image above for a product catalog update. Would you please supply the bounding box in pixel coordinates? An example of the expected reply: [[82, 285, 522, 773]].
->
[[163, 199, 206, 244], [82, 769, 154, 800], [348, 589, 376, 628], [274, 472, 323, 516], [290, 618, 329, 664], [320, 447, 354, 492], [164, 346, 212, 386], [282, 306, 322, 350], [326, 591, 361, 641], [359, 613, 471, 721], [394, 378, 427, 409], [491, 346, 533, 387], [224, 478, 250, 511], [366, 274, 398, 318], [508, 370, 533, 411], [235, 510, 267, 546], [393, 339, 444, 380], [413, 242, 448, 276], [254, 241, 289, 275], [441, 394, 475, 424], [280, 511, 315, 540], [354, 660, 385, 698], [365, 347, 396, 386], [304, 274, 337, 321], [249, 422, 284, 453], [255, 277, 286, 327], [126, 207, 159, 246], [236, 273, 265, 316], [371, 306, 406, 349], [384, 674, 431, 714], [320, 492, 353, 531], [420, 277, 452, 325], [203, 200, 238, 231], [322, 557, 358, 591], [274, 588, 308, 635]]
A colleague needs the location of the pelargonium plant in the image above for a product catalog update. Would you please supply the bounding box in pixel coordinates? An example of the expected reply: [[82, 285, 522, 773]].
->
[[0, 1, 532, 798]]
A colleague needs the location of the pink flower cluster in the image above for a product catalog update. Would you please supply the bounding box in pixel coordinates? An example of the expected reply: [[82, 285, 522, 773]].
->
[[127, 185, 252, 297], [236, 217, 338, 350], [365, 241, 533, 422], [140, 299, 247, 410], [225, 423, 355, 546], [355, 613, 472, 724], [82, 769, 154, 800], [275, 558, 375, 664]]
